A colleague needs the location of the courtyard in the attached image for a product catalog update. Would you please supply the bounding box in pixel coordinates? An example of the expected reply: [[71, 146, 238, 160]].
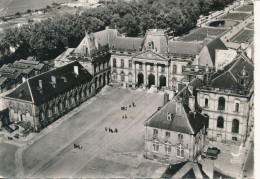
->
[[15, 86, 167, 178]]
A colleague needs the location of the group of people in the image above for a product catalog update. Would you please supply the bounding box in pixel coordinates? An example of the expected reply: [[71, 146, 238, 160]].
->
[[105, 127, 118, 133], [74, 143, 83, 149], [121, 102, 136, 111]]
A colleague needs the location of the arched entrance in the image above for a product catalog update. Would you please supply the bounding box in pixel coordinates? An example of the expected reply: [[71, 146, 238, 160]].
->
[[107, 72, 111, 83], [94, 78, 98, 89], [137, 73, 144, 87], [159, 75, 166, 89], [148, 74, 155, 88]]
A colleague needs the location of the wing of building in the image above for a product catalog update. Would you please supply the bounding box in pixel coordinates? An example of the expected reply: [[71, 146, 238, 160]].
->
[[4, 61, 93, 132]]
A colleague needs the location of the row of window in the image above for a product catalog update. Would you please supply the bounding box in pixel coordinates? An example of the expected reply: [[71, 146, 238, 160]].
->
[[153, 141, 184, 157], [153, 129, 183, 140], [94, 62, 109, 73], [204, 97, 240, 112], [216, 117, 239, 133], [172, 65, 185, 74]]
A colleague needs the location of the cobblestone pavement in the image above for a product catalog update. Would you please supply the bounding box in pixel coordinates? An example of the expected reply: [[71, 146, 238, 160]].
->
[[15, 86, 166, 178]]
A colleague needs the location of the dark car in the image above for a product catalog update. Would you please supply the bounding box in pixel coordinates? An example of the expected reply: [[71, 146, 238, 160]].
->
[[209, 147, 221, 154], [8, 136, 13, 140], [204, 148, 220, 160], [14, 133, 19, 139]]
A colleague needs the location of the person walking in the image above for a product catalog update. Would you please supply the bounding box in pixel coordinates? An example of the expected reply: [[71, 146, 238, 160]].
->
[[105, 127, 107, 131], [125, 114, 127, 119], [114, 128, 118, 133]]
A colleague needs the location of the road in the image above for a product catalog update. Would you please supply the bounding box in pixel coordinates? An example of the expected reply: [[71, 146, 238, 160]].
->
[[243, 142, 254, 178], [20, 86, 164, 177]]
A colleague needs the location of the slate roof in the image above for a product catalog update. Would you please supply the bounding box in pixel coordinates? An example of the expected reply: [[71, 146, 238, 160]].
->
[[0, 77, 8, 85], [145, 99, 206, 135], [168, 41, 202, 55], [211, 54, 254, 89], [161, 162, 209, 179], [112, 37, 143, 51], [5, 61, 93, 104]]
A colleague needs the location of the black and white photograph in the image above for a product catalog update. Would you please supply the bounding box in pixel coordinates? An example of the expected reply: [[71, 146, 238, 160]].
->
[[0, 0, 256, 178]]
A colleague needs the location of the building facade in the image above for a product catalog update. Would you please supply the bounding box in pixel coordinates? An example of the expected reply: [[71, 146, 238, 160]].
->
[[144, 93, 207, 163], [197, 53, 254, 145], [4, 61, 93, 132]]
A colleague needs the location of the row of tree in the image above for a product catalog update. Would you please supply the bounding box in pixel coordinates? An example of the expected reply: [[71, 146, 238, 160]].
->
[[0, 0, 235, 64]]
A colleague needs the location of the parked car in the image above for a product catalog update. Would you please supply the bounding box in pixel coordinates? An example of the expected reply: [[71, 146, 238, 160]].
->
[[209, 147, 221, 154], [14, 133, 19, 139], [203, 148, 220, 160], [7, 136, 13, 140]]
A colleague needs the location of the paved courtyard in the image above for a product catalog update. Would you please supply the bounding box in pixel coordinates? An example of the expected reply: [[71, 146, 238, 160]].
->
[[18, 86, 166, 177]]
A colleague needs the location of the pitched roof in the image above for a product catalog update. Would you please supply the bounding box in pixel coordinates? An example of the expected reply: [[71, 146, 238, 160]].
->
[[168, 41, 202, 55], [161, 162, 209, 179], [112, 37, 144, 51], [5, 61, 93, 104], [211, 54, 254, 89], [145, 99, 206, 135]]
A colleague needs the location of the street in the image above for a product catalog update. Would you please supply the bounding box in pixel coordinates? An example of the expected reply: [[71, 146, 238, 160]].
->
[[243, 142, 254, 178]]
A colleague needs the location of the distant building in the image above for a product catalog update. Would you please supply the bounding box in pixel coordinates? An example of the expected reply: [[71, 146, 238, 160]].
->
[[197, 53, 254, 145], [55, 29, 232, 94], [0, 60, 49, 93], [4, 61, 93, 132], [144, 90, 207, 162]]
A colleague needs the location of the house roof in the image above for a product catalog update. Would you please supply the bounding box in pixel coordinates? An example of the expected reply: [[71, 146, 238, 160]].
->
[[211, 53, 254, 89], [112, 37, 143, 51], [145, 99, 206, 135], [161, 162, 209, 179], [5, 61, 93, 104], [168, 41, 202, 55]]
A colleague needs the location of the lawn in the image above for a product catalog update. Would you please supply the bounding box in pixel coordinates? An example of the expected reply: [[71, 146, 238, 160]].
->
[[180, 28, 228, 41], [220, 13, 250, 21], [0, 143, 18, 177], [230, 29, 254, 43], [246, 23, 254, 30], [235, 5, 254, 12]]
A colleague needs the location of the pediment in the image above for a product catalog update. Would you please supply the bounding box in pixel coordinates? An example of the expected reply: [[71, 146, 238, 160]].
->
[[133, 50, 166, 61]]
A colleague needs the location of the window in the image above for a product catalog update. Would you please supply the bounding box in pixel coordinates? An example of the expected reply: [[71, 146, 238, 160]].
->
[[48, 109, 52, 117], [150, 64, 154, 71], [165, 142, 171, 154], [153, 129, 158, 136], [167, 113, 172, 121], [113, 58, 116, 67], [60, 103, 63, 110], [54, 106, 58, 114], [121, 59, 124, 68], [173, 65, 177, 74], [232, 137, 237, 141], [121, 72, 125, 82], [232, 119, 239, 133], [166, 131, 170, 137], [178, 134, 183, 140], [128, 73, 132, 82], [177, 143, 184, 157], [161, 66, 165, 72], [235, 103, 239, 112], [66, 100, 69, 107], [182, 65, 185, 73], [129, 60, 132, 69], [94, 64, 97, 73], [218, 97, 225, 110], [139, 63, 143, 70], [217, 116, 224, 128], [205, 98, 208, 108], [153, 140, 159, 152]]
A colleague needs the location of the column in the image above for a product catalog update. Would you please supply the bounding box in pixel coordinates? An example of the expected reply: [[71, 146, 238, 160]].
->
[[166, 64, 169, 87], [155, 63, 158, 87], [144, 62, 147, 87]]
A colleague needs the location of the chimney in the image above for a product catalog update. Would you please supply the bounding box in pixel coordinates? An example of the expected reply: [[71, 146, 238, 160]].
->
[[188, 85, 193, 95], [189, 95, 195, 112], [74, 66, 79, 75], [51, 76, 56, 88], [94, 38, 99, 50], [39, 80, 43, 89], [176, 99, 182, 116]]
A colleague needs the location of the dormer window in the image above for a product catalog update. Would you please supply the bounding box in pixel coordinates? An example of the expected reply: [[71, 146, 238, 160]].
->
[[167, 113, 173, 121]]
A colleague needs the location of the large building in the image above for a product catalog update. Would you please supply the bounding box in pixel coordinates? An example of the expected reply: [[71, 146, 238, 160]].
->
[[144, 86, 207, 163], [0, 59, 49, 93], [197, 53, 254, 145], [4, 61, 93, 132], [55, 28, 235, 93]]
